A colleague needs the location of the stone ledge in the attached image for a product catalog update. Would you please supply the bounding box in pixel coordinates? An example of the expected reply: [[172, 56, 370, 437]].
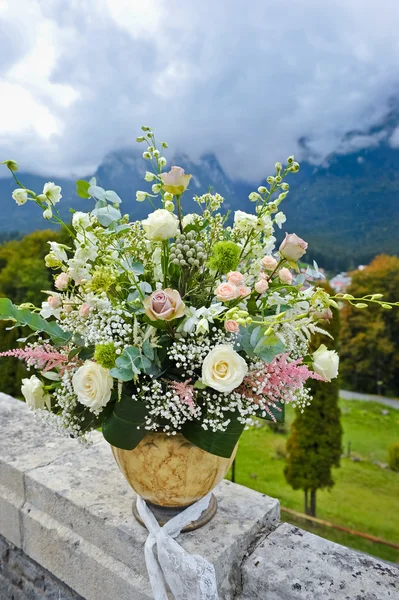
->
[[240, 523, 399, 599], [0, 393, 280, 599], [1, 392, 398, 600]]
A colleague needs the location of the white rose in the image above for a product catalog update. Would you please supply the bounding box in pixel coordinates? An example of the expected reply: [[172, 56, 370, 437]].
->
[[12, 188, 28, 206], [43, 182, 62, 205], [72, 361, 113, 411], [312, 344, 339, 382], [233, 210, 257, 233], [72, 211, 91, 230], [182, 213, 196, 228], [21, 375, 51, 410], [202, 344, 248, 393], [142, 209, 179, 241]]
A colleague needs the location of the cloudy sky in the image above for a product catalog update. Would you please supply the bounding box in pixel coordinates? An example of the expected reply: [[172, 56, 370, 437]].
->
[[1, 0, 399, 181]]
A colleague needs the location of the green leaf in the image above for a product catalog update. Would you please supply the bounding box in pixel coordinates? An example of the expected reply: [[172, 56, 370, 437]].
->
[[256, 339, 286, 363], [0, 298, 71, 346], [76, 180, 91, 199], [102, 394, 148, 450], [109, 346, 153, 381], [182, 411, 244, 458]]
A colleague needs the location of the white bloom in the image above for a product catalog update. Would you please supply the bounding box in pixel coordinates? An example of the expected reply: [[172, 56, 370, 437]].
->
[[40, 300, 62, 319], [202, 344, 248, 393], [182, 303, 225, 334], [43, 182, 62, 205], [72, 361, 113, 411], [196, 318, 209, 335], [144, 171, 156, 182], [275, 212, 286, 228], [48, 241, 68, 263], [12, 188, 28, 206], [72, 212, 91, 230], [312, 344, 339, 382], [233, 210, 257, 232], [43, 207, 52, 219], [21, 375, 51, 410], [136, 191, 147, 202], [152, 246, 163, 283], [182, 213, 197, 228], [142, 209, 178, 241]]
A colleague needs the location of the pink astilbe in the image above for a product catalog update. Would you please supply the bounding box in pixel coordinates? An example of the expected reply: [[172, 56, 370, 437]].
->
[[238, 353, 325, 421], [170, 379, 196, 413], [0, 344, 70, 374]]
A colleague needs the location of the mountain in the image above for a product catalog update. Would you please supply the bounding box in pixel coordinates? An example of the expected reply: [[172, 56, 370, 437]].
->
[[0, 141, 398, 271]]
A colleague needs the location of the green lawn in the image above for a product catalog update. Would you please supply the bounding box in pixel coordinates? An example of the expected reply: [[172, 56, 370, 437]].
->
[[230, 399, 399, 563]]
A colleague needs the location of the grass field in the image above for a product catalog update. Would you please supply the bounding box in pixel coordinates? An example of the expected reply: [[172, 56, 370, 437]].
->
[[230, 399, 399, 563]]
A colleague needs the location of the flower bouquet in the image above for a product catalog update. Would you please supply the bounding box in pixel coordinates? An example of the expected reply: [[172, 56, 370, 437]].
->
[[0, 133, 396, 521]]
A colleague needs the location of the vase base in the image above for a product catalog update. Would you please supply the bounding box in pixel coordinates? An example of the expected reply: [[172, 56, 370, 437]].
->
[[133, 494, 218, 532]]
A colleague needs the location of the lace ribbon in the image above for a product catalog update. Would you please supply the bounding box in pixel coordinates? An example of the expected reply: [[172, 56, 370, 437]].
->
[[136, 494, 219, 600]]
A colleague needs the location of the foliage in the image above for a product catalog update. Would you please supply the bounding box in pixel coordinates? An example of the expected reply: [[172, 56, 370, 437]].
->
[[340, 255, 399, 396], [284, 283, 342, 516], [0, 230, 64, 396], [387, 443, 399, 472]]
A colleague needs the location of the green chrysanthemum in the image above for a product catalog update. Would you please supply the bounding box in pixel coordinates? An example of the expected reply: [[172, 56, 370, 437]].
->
[[207, 241, 241, 274], [94, 343, 117, 369]]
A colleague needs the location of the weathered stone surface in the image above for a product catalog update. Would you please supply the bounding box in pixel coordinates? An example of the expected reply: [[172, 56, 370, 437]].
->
[[240, 523, 399, 600], [0, 533, 82, 600], [1, 392, 398, 600]]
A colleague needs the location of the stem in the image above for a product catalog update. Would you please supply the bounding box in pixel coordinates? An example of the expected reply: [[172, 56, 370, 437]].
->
[[266, 258, 284, 282], [176, 195, 183, 233]]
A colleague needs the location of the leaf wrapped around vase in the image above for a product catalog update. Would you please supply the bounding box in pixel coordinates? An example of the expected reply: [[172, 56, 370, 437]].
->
[[1, 129, 397, 528]]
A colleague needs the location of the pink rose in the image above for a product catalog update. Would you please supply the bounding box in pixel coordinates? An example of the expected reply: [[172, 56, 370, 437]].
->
[[225, 319, 240, 333], [144, 288, 185, 321], [278, 267, 293, 285], [238, 285, 251, 298], [55, 272, 69, 290], [47, 295, 61, 309], [215, 282, 239, 302], [227, 271, 244, 285], [255, 279, 269, 294], [279, 233, 308, 261], [160, 166, 192, 195], [262, 256, 278, 271], [79, 303, 91, 318]]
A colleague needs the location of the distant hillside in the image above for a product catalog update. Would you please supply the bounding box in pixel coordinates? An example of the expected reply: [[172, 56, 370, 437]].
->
[[0, 143, 398, 271]]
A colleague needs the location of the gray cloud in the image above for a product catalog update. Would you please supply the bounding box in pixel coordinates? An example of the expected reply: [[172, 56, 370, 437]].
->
[[1, 0, 399, 181]]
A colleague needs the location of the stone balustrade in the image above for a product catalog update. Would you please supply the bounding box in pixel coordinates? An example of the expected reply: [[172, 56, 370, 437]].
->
[[0, 392, 397, 599]]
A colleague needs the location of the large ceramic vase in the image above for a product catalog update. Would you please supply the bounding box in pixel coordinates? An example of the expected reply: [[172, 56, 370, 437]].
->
[[111, 432, 237, 531]]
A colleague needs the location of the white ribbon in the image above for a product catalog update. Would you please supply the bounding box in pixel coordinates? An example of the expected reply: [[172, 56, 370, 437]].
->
[[136, 494, 219, 600]]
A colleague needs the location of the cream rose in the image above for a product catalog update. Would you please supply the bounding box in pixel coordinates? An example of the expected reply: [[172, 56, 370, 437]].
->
[[142, 209, 179, 241], [312, 344, 339, 382], [72, 361, 113, 411], [202, 345, 248, 393], [215, 282, 239, 302], [262, 255, 278, 271], [160, 166, 192, 195], [21, 375, 51, 410], [144, 288, 185, 321], [278, 267, 293, 285], [279, 233, 308, 261]]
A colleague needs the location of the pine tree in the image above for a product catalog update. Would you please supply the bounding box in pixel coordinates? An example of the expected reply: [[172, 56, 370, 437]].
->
[[284, 283, 342, 516]]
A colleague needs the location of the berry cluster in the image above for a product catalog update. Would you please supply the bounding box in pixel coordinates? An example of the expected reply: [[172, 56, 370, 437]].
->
[[169, 231, 205, 268]]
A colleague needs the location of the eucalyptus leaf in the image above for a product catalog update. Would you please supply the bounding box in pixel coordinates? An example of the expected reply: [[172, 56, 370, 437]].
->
[[104, 190, 122, 204], [92, 206, 121, 227], [88, 185, 106, 200]]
